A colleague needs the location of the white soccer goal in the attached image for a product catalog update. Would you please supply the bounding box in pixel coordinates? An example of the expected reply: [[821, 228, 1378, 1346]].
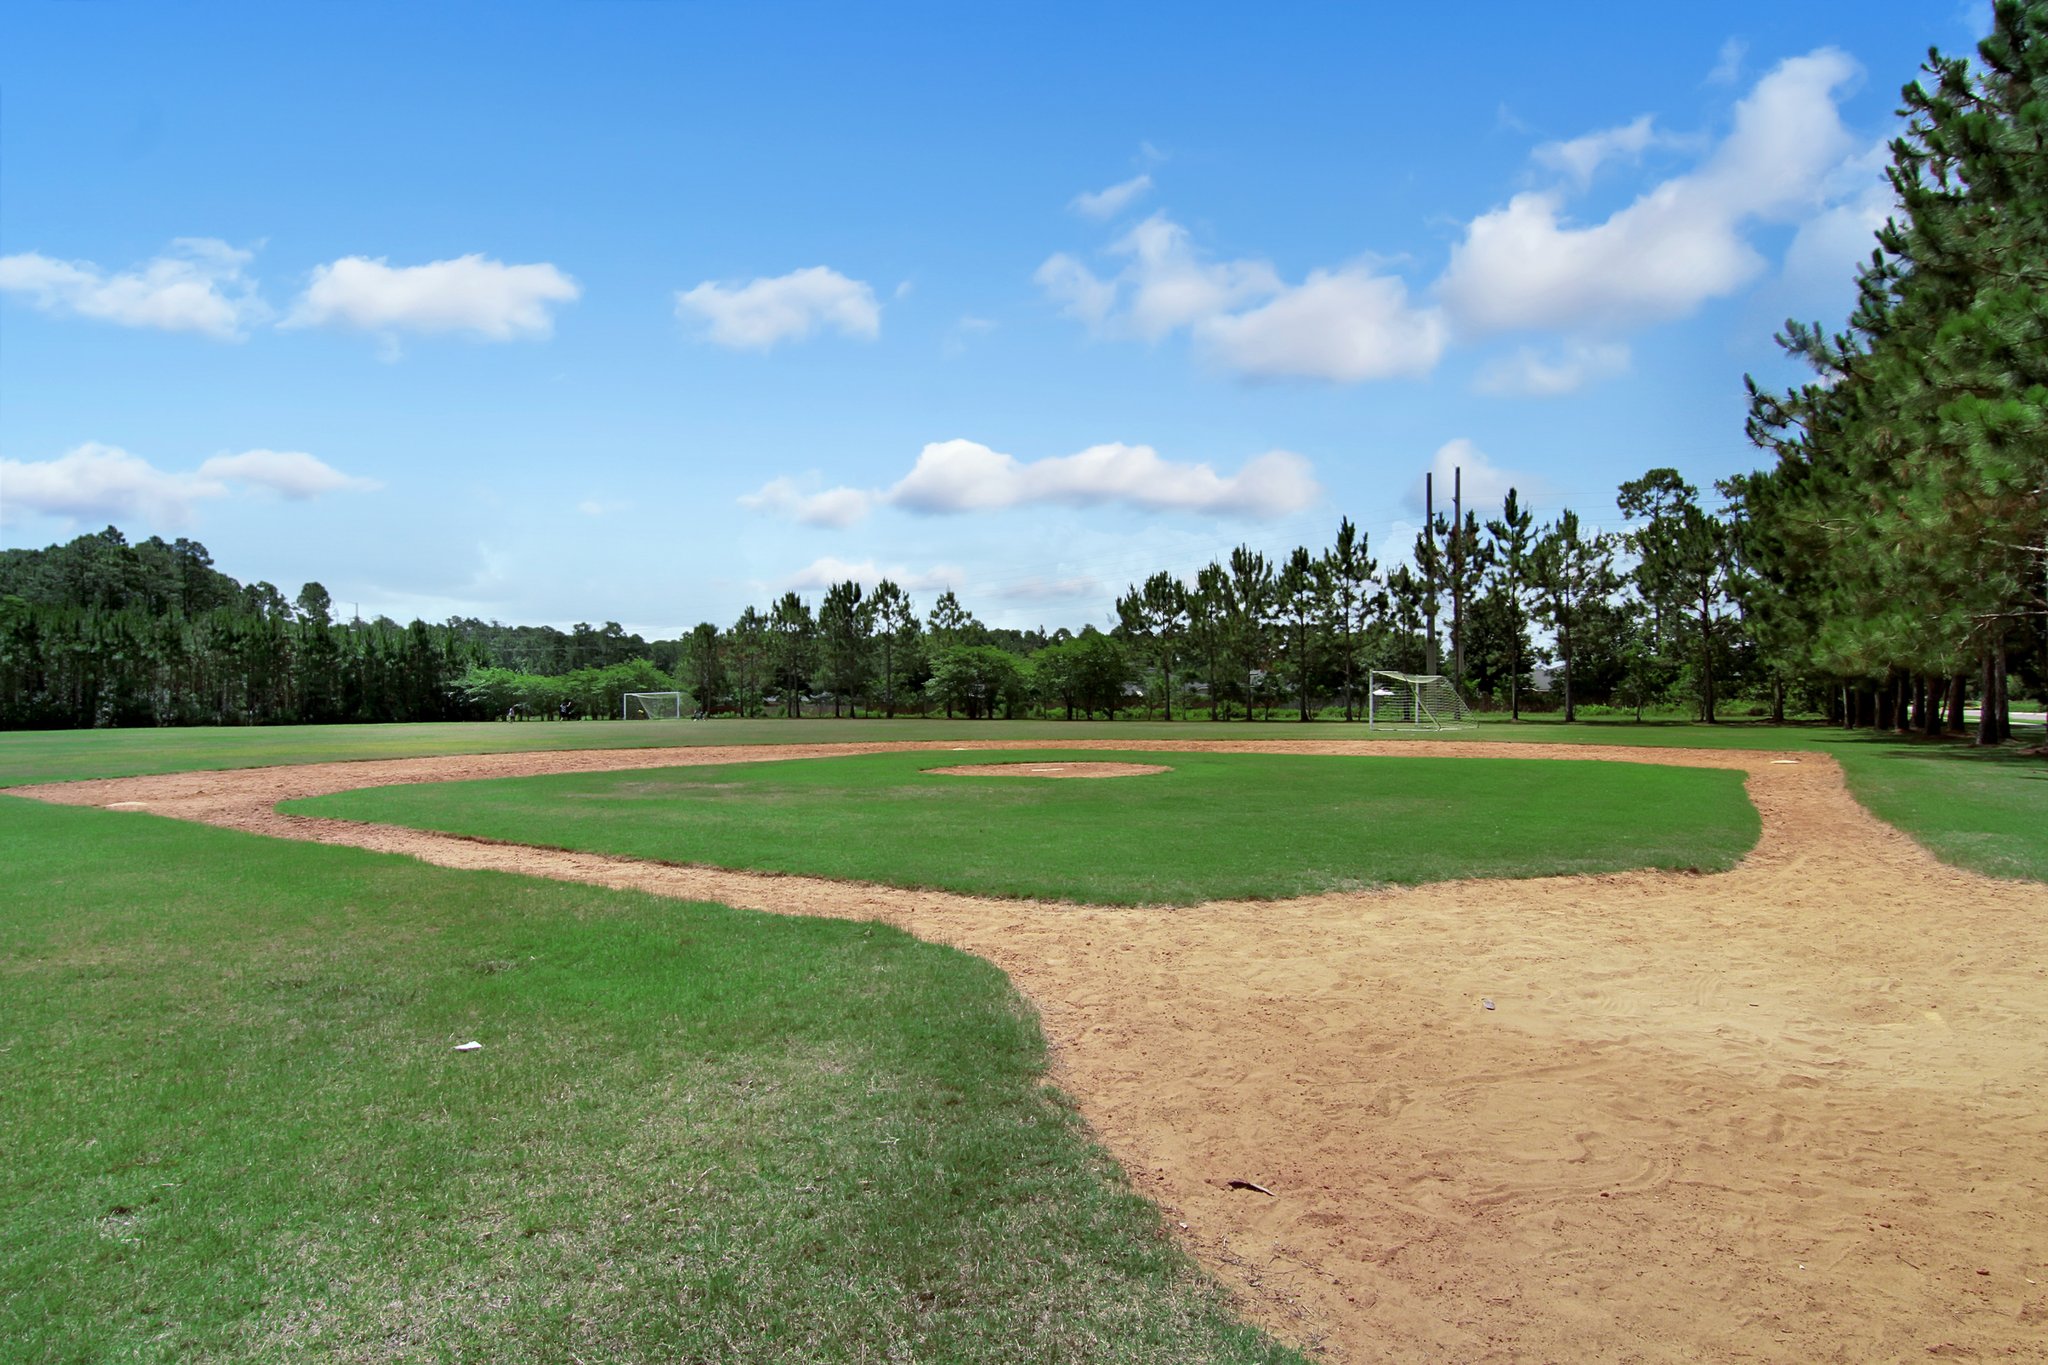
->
[[621, 690, 685, 720], [1366, 671, 1473, 730]]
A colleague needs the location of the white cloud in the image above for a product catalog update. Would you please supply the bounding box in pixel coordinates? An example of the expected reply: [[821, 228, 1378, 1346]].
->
[[676, 266, 880, 349], [1708, 37, 1748, 86], [195, 449, 382, 498], [1, 443, 225, 526], [738, 475, 874, 528], [1, 443, 375, 527], [1197, 266, 1447, 382], [887, 439, 1320, 519], [1440, 49, 1862, 334], [742, 439, 1322, 527], [0, 238, 266, 339], [1037, 214, 1442, 383], [778, 556, 961, 593], [1113, 215, 1282, 340], [1034, 253, 1118, 326], [1403, 438, 1539, 517], [1780, 138, 1896, 301], [287, 254, 579, 339], [1070, 173, 1154, 219], [1473, 340, 1631, 396], [1531, 115, 1674, 189]]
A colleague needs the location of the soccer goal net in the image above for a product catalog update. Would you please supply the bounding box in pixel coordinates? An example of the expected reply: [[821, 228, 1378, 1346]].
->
[[1366, 671, 1474, 730], [621, 691, 685, 720]]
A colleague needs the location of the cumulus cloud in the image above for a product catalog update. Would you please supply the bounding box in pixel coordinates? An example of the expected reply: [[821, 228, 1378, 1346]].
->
[[1780, 138, 1896, 302], [286, 254, 579, 339], [1070, 173, 1154, 220], [1440, 49, 1861, 334], [1034, 253, 1119, 326], [1113, 215, 1282, 340], [778, 556, 961, 593], [738, 475, 874, 528], [1530, 115, 1678, 189], [0, 238, 267, 339], [676, 266, 880, 350], [195, 449, 383, 498], [1, 443, 376, 527], [1403, 438, 1539, 517], [1199, 266, 1447, 382], [741, 440, 1321, 527], [887, 439, 1319, 519], [1473, 340, 1632, 396], [1036, 214, 1442, 383]]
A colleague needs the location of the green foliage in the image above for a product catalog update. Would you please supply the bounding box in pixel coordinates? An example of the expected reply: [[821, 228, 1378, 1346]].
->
[[1742, 1, 2048, 740], [1530, 510, 1620, 721], [292, 749, 1761, 905], [1031, 629, 1132, 720], [927, 644, 1028, 720], [448, 659, 682, 719]]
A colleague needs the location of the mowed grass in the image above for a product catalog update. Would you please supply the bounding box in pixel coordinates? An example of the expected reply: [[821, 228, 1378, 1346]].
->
[[289, 750, 1762, 904], [5, 713, 2041, 884], [1839, 738, 2048, 881], [0, 799, 1303, 1365]]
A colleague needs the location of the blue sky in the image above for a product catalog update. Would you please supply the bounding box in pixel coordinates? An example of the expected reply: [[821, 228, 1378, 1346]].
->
[[0, 1, 1984, 635]]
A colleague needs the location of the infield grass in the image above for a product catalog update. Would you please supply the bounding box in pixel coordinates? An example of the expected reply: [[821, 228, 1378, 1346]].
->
[[288, 749, 1761, 904], [5, 713, 2040, 883], [0, 798, 1302, 1365]]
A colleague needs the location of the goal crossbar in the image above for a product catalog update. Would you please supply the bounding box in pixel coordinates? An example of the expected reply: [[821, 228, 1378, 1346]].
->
[[1366, 671, 1473, 730], [621, 691, 685, 720]]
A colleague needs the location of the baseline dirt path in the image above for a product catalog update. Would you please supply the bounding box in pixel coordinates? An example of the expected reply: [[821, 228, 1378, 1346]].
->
[[19, 740, 2048, 1363]]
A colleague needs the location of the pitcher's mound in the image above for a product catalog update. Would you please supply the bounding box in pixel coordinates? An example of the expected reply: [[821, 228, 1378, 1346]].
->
[[926, 761, 1171, 779]]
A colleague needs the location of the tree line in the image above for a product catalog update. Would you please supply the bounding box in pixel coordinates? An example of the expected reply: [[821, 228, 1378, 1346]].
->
[[1737, 0, 2048, 746], [0, 529, 692, 728]]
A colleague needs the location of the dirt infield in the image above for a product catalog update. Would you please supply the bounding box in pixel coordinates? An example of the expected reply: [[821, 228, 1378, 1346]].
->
[[925, 759, 1172, 778], [17, 739, 2048, 1363]]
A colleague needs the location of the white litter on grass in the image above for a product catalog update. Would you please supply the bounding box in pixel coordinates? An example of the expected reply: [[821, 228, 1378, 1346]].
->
[[453, 1041, 484, 1052]]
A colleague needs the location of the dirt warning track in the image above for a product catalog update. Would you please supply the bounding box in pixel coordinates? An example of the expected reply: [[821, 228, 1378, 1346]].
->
[[18, 739, 2048, 1363]]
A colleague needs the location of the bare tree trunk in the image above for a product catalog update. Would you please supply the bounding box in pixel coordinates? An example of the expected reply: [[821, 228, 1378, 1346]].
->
[[1561, 623, 1575, 722], [1995, 635, 2011, 742], [1977, 645, 2000, 746], [1946, 673, 1967, 733]]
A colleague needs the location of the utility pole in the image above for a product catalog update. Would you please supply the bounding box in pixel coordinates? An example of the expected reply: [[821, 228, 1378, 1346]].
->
[[1424, 471, 1439, 675], [1451, 465, 1464, 690]]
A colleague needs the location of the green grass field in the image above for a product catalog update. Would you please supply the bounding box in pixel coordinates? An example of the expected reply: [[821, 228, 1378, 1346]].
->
[[288, 749, 1762, 904], [3, 717, 2040, 1359], [0, 798, 1302, 1365], [3, 713, 2040, 881]]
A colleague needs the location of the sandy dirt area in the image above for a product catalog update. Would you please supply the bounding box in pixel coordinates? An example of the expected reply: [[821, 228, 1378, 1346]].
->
[[17, 738, 2048, 1363], [925, 759, 1172, 778]]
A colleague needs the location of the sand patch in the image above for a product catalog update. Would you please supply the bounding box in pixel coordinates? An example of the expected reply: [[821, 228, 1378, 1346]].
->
[[15, 737, 2048, 1364], [925, 760, 1171, 779]]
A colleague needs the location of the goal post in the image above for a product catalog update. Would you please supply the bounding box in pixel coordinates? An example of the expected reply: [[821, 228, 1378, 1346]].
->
[[1366, 671, 1474, 730], [621, 690, 685, 720]]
